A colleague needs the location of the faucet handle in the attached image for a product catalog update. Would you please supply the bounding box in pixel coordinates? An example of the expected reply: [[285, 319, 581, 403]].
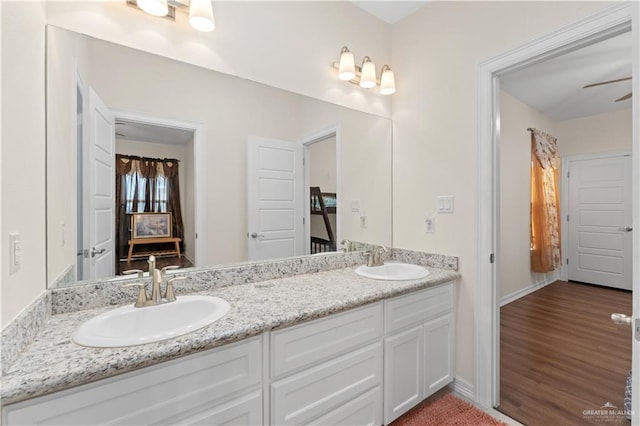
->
[[161, 265, 180, 275], [165, 277, 186, 302], [121, 282, 148, 307], [122, 269, 144, 279]]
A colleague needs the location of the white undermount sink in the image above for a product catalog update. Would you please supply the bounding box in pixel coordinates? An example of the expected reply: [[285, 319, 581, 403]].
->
[[72, 295, 230, 348], [355, 262, 430, 281]]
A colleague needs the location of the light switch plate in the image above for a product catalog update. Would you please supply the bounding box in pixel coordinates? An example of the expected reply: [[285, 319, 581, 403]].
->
[[9, 232, 21, 275], [437, 195, 454, 213], [351, 199, 360, 213]]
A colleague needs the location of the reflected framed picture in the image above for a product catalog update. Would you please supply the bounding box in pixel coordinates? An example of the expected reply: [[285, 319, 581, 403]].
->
[[131, 212, 172, 239]]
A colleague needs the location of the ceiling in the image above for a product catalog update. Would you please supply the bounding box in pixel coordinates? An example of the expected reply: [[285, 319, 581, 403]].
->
[[351, 1, 429, 24], [500, 31, 632, 121], [115, 120, 194, 145]]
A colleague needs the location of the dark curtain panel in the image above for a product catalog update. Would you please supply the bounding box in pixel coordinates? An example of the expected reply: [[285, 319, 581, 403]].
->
[[115, 154, 185, 263]]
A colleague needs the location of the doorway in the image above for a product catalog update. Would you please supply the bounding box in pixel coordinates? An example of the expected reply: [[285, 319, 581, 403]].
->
[[474, 3, 638, 424], [112, 111, 207, 272]]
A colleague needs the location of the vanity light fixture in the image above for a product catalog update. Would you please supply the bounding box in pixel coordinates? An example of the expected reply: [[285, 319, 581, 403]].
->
[[359, 57, 376, 89], [333, 46, 396, 95], [127, 0, 215, 32], [338, 47, 356, 81], [379, 65, 396, 95]]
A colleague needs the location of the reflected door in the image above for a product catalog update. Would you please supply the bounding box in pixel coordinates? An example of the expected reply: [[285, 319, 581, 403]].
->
[[247, 136, 303, 261], [567, 154, 632, 290], [87, 88, 115, 279]]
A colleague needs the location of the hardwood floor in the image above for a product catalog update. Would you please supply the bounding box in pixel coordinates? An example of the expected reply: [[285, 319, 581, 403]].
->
[[498, 281, 632, 425]]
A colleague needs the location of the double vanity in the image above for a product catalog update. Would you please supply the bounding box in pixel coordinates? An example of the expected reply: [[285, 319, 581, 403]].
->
[[1, 249, 459, 425]]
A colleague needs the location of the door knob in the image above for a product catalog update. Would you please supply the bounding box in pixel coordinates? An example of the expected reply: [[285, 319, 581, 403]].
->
[[611, 313, 633, 325], [619, 226, 633, 232], [250, 232, 264, 239], [90, 247, 106, 258]]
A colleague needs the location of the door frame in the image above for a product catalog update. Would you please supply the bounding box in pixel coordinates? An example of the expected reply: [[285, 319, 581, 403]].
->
[[560, 151, 632, 283], [474, 3, 638, 417], [300, 123, 342, 255], [112, 110, 208, 267]]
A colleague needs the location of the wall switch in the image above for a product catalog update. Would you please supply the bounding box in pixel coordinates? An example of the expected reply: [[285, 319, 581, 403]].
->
[[437, 196, 454, 213], [60, 221, 66, 247], [425, 215, 435, 234], [9, 232, 21, 275], [351, 199, 360, 213]]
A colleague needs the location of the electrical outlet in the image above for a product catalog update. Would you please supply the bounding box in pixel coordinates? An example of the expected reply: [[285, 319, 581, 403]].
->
[[360, 214, 367, 229], [9, 232, 21, 275], [425, 216, 435, 234], [60, 221, 66, 247]]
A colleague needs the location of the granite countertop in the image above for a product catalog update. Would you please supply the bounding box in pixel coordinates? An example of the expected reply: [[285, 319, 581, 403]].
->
[[1, 265, 459, 406]]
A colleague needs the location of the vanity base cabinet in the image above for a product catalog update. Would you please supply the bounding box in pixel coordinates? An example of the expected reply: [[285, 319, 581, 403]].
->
[[269, 304, 384, 426], [383, 283, 455, 425], [2, 337, 263, 425]]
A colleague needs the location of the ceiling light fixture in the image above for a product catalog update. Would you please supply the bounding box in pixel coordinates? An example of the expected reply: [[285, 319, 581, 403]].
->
[[127, 0, 215, 32], [332, 46, 396, 95]]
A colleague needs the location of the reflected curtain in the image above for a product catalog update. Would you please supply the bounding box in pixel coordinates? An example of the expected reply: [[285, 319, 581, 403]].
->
[[115, 155, 185, 261], [530, 128, 561, 273]]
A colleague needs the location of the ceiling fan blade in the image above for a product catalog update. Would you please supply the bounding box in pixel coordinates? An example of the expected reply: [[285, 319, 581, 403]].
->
[[614, 92, 632, 102], [583, 76, 631, 88]]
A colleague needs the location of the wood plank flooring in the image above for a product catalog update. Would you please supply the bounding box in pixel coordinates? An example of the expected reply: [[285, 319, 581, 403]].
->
[[498, 281, 632, 425]]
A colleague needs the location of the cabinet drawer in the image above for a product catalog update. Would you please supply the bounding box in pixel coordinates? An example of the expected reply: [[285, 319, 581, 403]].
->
[[3, 337, 262, 425], [271, 303, 383, 378], [310, 386, 382, 426], [271, 342, 382, 425], [385, 283, 453, 334], [172, 390, 262, 426]]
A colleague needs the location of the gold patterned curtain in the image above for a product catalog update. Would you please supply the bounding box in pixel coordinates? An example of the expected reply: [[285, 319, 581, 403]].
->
[[530, 128, 561, 273]]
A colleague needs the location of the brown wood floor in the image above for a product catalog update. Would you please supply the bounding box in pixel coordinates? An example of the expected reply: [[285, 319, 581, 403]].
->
[[498, 280, 632, 425], [117, 255, 193, 275]]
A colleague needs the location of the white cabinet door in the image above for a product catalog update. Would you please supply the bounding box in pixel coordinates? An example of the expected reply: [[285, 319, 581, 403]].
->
[[383, 325, 423, 425], [173, 390, 262, 425], [423, 313, 455, 398]]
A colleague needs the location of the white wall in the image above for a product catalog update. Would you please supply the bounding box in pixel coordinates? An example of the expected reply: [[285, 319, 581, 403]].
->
[[499, 91, 559, 301], [1, 1, 47, 327], [557, 109, 632, 157], [391, 0, 614, 391], [45, 1, 392, 118]]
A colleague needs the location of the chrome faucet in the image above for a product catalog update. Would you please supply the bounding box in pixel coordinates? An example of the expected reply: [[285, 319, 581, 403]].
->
[[366, 245, 388, 267], [121, 256, 182, 308]]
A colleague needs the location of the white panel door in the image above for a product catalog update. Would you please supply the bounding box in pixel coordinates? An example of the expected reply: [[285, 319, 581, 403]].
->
[[247, 136, 303, 261], [88, 88, 115, 280], [568, 154, 632, 290]]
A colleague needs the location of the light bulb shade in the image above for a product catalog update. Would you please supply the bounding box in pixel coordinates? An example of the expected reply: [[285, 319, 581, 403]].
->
[[189, 0, 215, 32], [380, 66, 396, 95], [137, 0, 168, 16], [360, 57, 376, 89], [338, 48, 356, 81]]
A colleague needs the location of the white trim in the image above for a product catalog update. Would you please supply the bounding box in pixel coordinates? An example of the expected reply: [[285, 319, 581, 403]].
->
[[475, 3, 634, 411], [499, 274, 558, 307], [560, 151, 632, 282], [111, 110, 208, 267], [300, 124, 342, 254], [451, 376, 475, 401], [630, 3, 639, 423]]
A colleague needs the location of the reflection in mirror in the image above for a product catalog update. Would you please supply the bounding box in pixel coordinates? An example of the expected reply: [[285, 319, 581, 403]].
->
[[46, 25, 392, 288]]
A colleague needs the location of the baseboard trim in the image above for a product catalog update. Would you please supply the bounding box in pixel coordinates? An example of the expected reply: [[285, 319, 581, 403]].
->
[[451, 376, 475, 401], [500, 275, 558, 307]]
